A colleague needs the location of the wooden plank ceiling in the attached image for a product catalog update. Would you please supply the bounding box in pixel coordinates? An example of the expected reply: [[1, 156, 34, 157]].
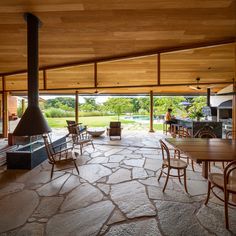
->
[[0, 0, 235, 95]]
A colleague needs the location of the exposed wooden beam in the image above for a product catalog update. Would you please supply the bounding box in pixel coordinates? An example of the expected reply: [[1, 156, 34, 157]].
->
[[1, 39, 235, 77], [4, 81, 231, 92]]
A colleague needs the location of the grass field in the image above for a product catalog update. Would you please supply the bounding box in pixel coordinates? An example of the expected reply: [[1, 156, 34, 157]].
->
[[46, 116, 135, 128], [46, 116, 163, 131]]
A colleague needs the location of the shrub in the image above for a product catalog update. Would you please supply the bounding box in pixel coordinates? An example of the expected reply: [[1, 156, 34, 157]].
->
[[79, 111, 111, 117], [17, 107, 23, 118], [44, 108, 74, 118]]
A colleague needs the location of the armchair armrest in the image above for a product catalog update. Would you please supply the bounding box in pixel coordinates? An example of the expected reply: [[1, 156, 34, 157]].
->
[[52, 139, 73, 149], [52, 146, 74, 159]]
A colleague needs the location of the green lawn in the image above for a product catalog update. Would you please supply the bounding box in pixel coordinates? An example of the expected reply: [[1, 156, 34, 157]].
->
[[46, 116, 135, 128], [46, 116, 163, 131]]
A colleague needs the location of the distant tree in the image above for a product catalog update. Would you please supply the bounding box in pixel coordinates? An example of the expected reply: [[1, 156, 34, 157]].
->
[[45, 97, 75, 109], [138, 97, 150, 113], [130, 98, 141, 113], [188, 97, 207, 119], [154, 97, 186, 116], [80, 97, 98, 112], [104, 97, 132, 120]]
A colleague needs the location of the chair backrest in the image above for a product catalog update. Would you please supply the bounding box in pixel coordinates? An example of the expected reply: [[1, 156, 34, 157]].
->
[[110, 121, 121, 128], [194, 126, 216, 138], [159, 140, 170, 163], [66, 120, 76, 126], [224, 160, 236, 191], [67, 123, 78, 135], [42, 134, 55, 163], [198, 131, 217, 138], [178, 129, 191, 138], [226, 131, 236, 140]]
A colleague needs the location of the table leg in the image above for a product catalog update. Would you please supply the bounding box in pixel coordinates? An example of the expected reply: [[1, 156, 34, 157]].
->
[[202, 161, 209, 179]]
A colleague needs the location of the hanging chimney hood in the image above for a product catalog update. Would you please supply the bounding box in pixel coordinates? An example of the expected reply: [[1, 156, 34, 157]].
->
[[13, 13, 51, 136]]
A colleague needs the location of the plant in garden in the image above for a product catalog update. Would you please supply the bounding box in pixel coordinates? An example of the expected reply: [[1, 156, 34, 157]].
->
[[103, 97, 133, 120], [188, 96, 206, 120]]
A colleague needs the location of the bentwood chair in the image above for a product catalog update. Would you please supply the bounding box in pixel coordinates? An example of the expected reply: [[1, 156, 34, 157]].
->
[[42, 134, 79, 178], [174, 129, 195, 171], [194, 126, 217, 138], [67, 124, 94, 155], [226, 131, 236, 140], [158, 140, 188, 193], [205, 160, 236, 229], [197, 129, 228, 172]]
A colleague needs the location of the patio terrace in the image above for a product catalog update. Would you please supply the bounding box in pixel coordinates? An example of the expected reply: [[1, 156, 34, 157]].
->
[[0, 131, 235, 235]]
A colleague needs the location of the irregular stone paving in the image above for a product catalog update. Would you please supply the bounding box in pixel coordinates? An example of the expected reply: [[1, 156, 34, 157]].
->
[[110, 181, 156, 218], [0, 130, 235, 235], [105, 218, 161, 236]]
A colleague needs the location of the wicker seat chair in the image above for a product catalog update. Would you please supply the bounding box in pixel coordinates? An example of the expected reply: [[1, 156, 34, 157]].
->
[[205, 160, 236, 229], [42, 134, 79, 178], [158, 140, 188, 193], [67, 123, 94, 155], [107, 121, 122, 140]]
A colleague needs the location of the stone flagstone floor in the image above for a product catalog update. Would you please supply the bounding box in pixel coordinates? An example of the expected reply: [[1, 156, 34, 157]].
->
[[0, 131, 236, 235]]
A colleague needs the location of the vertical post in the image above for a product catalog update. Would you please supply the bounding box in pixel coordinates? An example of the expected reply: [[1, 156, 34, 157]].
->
[[22, 98, 26, 114], [149, 90, 154, 132], [3, 92, 9, 138], [232, 74, 236, 139], [207, 88, 211, 107], [43, 70, 47, 90], [75, 91, 79, 123], [94, 62, 97, 87], [232, 46, 236, 203], [233, 45, 236, 140], [157, 53, 161, 85], [233, 82, 236, 140], [2, 76, 8, 138]]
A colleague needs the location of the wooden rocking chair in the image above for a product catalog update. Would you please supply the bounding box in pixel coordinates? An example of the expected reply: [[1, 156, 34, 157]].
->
[[67, 124, 94, 155]]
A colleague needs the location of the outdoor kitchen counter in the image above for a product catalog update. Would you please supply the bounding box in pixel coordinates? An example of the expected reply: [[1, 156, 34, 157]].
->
[[173, 118, 222, 138]]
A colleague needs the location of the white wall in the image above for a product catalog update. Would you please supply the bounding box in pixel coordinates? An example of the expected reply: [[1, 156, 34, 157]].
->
[[210, 84, 232, 107]]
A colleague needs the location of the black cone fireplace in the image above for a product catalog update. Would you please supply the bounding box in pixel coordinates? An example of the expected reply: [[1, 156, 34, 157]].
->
[[6, 13, 59, 170], [13, 13, 51, 136]]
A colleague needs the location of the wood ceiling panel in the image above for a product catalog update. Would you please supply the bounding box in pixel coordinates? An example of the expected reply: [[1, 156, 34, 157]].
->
[[5, 72, 44, 91], [46, 64, 94, 89], [161, 44, 235, 85], [0, 0, 235, 74], [97, 55, 157, 86]]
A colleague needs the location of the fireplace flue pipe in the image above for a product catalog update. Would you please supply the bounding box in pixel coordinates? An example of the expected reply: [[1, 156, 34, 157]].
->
[[13, 13, 51, 136]]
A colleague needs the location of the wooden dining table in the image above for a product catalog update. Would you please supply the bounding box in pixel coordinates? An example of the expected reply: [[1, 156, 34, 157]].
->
[[165, 138, 236, 179]]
